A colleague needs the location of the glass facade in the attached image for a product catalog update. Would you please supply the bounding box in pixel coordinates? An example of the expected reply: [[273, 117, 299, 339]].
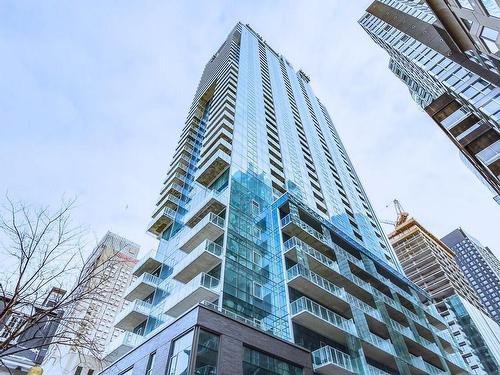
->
[[242, 347, 302, 375], [442, 228, 500, 324], [113, 22, 470, 374]]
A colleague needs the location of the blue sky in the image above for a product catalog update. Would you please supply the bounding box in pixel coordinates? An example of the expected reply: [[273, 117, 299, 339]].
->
[[1, 0, 499, 259]]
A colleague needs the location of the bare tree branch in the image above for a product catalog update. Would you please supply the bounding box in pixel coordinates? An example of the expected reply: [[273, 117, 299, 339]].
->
[[0, 196, 131, 369]]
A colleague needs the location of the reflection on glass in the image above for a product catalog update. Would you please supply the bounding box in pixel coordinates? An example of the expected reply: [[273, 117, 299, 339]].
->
[[194, 330, 220, 375], [167, 330, 194, 375]]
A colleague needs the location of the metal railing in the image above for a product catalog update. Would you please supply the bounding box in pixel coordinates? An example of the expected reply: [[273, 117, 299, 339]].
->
[[363, 331, 395, 355], [283, 237, 338, 272], [290, 296, 357, 335], [287, 264, 346, 300], [172, 240, 223, 277], [281, 215, 328, 244], [312, 346, 355, 373]]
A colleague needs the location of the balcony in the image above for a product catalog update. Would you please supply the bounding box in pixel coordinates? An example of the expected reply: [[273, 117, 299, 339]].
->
[[389, 319, 415, 340], [164, 273, 220, 317], [361, 331, 396, 362], [114, 299, 153, 331], [290, 297, 357, 345], [184, 188, 228, 227], [281, 214, 331, 252], [334, 245, 365, 270], [283, 237, 339, 278], [179, 213, 225, 252], [424, 305, 448, 330], [104, 331, 144, 362], [195, 149, 230, 187], [124, 273, 162, 301], [286, 264, 350, 314], [132, 249, 164, 277], [367, 364, 392, 375], [147, 206, 177, 236], [156, 193, 186, 212], [171, 240, 223, 283], [445, 352, 469, 373], [312, 346, 357, 375]]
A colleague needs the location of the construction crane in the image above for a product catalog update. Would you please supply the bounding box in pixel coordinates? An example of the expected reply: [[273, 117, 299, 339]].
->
[[381, 199, 409, 228]]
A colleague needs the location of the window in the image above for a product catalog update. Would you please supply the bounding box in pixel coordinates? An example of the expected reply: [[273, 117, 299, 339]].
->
[[253, 251, 262, 267], [243, 347, 302, 375], [75, 367, 83, 375], [194, 330, 220, 375], [145, 352, 156, 375], [167, 330, 194, 375], [253, 282, 263, 300], [480, 27, 499, 53], [479, 0, 500, 17], [87, 371, 94, 375]]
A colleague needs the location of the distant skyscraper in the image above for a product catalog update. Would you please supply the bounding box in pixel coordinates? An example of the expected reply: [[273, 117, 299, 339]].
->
[[103, 23, 470, 375], [42, 232, 139, 375], [442, 228, 500, 324], [386, 210, 498, 373], [360, 0, 500, 205]]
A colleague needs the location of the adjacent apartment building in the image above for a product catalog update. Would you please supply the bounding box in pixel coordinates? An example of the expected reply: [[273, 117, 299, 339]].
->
[[101, 23, 469, 375], [0, 287, 65, 375], [387, 210, 499, 373], [442, 228, 500, 324], [360, 0, 500, 204], [42, 232, 139, 375]]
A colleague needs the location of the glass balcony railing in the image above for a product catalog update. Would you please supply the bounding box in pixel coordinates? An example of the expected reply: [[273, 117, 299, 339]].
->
[[363, 331, 395, 355], [416, 334, 440, 354], [281, 215, 328, 244], [114, 299, 153, 327], [333, 245, 365, 269], [344, 272, 373, 293], [290, 296, 357, 336], [104, 331, 144, 360], [446, 352, 467, 369], [409, 354, 427, 372], [367, 364, 392, 375], [312, 346, 356, 373], [436, 327, 454, 343], [346, 294, 382, 321], [287, 264, 346, 300], [163, 273, 221, 315], [390, 319, 415, 340], [283, 237, 339, 272], [171, 240, 223, 281]]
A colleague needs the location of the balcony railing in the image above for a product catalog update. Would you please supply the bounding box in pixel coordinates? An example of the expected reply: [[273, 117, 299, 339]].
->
[[124, 272, 162, 301], [362, 332, 395, 355], [290, 297, 357, 336], [281, 215, 328, 245], [132, 249, 164, 276], [147, 206, 177, 236], [344, 272, 373, 294], [312, 346, 356, 374], [104, 331, 144, 361], [184, 187, 228, 227], [346, 294, 382, 321], [179, 212, 225, 252], [171, 240, 223, 283], [389, 319, 414, 340], [163, 273, 220, 317], [334, 245, 365, 269], [114, 299, 153, 331], [287, 264, 346, 301], [283, 237, 339, 273], [367, 364, 392, 375]]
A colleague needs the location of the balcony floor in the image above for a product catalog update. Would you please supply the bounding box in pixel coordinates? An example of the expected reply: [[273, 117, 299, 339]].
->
[[291, 310, 351, 346], [165, 286, 219, 318], [179, 221, 224, 252], [172, 250, 222, 283]]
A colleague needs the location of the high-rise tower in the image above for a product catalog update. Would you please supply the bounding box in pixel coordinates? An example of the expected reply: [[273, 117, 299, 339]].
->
[[104, 23, 469, 375], [360, 0, 500, 205], [442, 228, 500, 324]]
